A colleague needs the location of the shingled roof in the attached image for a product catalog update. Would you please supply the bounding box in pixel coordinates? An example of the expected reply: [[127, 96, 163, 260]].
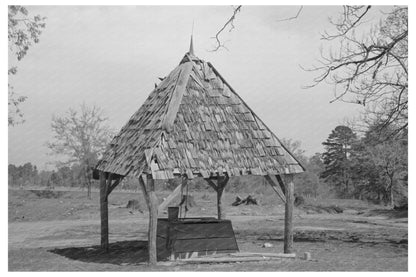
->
[[96, 44, 305, 179]]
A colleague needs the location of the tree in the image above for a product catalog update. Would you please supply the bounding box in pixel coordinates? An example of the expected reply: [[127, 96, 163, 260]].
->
[[308, 6, 408, 137], [8, 5, 46, 126], [47, 104, 113, 199], [280, 138, 307, 164], [281, 138, 324, 198], [215, 6, 407, 136], [49, 170, 61, 189], [305, 153, 326, 197], [321, 125, 357, 197], [349, 139, 384, 201], [356, 123, 407, 205], [8, 162, 39, 187], [366, 139, 407, 206]]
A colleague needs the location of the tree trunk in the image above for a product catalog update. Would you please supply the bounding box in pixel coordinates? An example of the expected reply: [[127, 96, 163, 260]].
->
[[283, 174, 295, 254], [99, 171, 109, 251], [389, 176, 394, 207], [390, 187, 394, 207], [345, 178, 349, 197], [87, 181, 91, 199]]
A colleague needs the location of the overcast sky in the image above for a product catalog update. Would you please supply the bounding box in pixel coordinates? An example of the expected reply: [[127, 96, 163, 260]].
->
[[9, 5, 387, 169]]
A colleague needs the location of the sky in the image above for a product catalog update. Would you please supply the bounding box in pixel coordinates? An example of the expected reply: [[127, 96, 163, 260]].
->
[[8, 5, 384, 170]]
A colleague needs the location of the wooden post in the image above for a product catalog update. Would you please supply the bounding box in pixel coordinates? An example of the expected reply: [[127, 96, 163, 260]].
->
[[139, 174, 159, 265], [99, 171, 109, 251], [148, 180, 158, 265], [283, 174, 295, 254], [217, 185, 224, 220], [206, 175, 229, 220]]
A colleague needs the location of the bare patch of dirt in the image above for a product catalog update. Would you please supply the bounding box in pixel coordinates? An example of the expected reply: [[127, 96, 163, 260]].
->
[[8, 189, 408, 271]]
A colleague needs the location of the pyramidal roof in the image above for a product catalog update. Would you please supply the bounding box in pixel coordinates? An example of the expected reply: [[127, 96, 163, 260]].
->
[[96, 43, 305, 179]]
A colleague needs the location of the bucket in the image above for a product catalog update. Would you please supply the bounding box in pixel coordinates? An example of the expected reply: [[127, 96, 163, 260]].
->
[[168, 206, 179, 221]]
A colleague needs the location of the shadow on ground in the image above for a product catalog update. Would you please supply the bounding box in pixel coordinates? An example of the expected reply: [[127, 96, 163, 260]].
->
[[50, 240, 163, 265], [366, 209, 408, 219]]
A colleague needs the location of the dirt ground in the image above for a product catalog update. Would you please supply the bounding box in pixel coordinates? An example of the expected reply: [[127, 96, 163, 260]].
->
[[8, 188, 408, 271]]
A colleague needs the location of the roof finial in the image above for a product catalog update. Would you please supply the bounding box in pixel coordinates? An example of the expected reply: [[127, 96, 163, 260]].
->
[[189, 20, 194, 55], [189, 35, 194, 55]]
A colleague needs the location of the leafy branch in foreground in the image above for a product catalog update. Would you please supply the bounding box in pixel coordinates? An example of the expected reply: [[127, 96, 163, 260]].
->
[[8, 5, 46, 126]]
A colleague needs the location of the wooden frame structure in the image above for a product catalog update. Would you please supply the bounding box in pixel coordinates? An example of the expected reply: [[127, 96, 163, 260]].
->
[[95, 39, 304, 265], [97, 171, 296, 264]]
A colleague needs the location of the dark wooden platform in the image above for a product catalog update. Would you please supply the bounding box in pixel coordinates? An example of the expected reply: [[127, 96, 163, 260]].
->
[[156, 217, 239, 260]]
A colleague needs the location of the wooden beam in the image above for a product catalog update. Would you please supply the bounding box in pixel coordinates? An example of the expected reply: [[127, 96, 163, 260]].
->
[[205, 175, 230, 220], [162, 62, 193, 132], [138, 175, 150, 209], [178, 176, 189, 218], [264, 175, 286, 203], [158, 182, 183, 213], [139, 174, 159, 265], [148, 176, 158, 265], [178, 256, 289, 264], [276, 175, 286, 196], [217, 188, 226, 220], [107, 177, 122, 196], [213, 175, 229, 220], [283, 174, 295, 254], [99, 171, 109, 251], [205, 178, 218, 191], [230, 252, 296, 258]]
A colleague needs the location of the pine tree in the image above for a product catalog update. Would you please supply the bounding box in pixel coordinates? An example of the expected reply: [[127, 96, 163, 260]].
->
[[321, 125, 357, 197]]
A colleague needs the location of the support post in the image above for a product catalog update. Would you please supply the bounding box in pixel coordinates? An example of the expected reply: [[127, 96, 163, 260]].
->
[[139, 174, 158, 265], [205, 175, 229, 220], [99, 171, 109, 251], [216, 183, 225, 220], [283, 174, 295, 254]]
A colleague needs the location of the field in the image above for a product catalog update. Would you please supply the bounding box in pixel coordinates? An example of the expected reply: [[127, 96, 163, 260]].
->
[[8, 187, 408, 271]]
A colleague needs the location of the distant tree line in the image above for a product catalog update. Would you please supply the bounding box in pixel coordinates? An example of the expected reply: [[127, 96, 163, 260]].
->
[[8, 163, 94, 190], [9, 163, 40, 187], [270, 123, 407, 208], [9, 122, 407, 208]]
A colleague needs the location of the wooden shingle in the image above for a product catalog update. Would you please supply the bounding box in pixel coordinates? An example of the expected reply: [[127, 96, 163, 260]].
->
[[96, 52, 305, 179]]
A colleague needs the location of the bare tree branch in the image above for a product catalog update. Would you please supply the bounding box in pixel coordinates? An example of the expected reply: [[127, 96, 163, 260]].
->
[[322, 6, 372, 40], [276, 6, 303, 22], [210, 5, 242, 52], [304, 6, 407, 135]]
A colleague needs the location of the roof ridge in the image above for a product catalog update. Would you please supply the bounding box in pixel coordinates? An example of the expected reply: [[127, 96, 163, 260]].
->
[[161, 57, 195, 133]]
